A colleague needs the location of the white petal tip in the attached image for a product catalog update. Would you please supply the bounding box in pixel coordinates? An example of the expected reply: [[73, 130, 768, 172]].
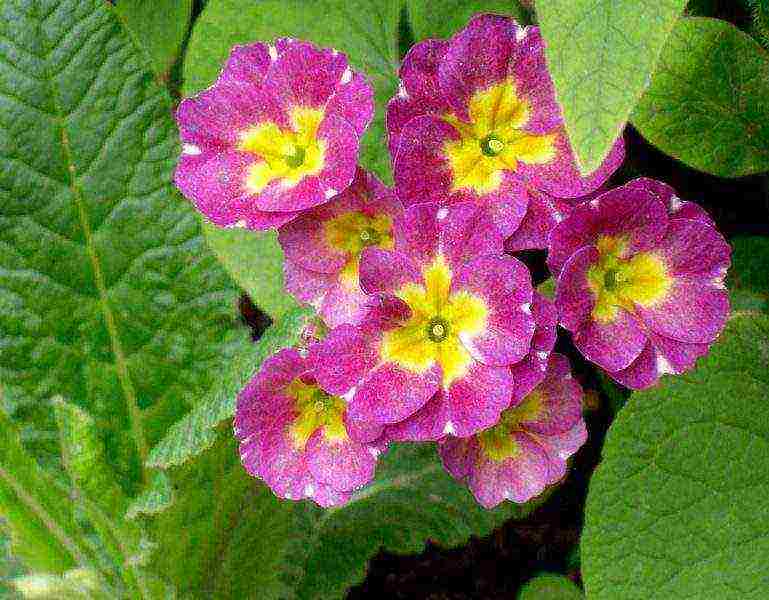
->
[[368, 447, 380, 457], [437, 208, 449, 220], [397, 82, 409, 99], [229, 219, 247, 229], [589, 199, 600, 209], [536, 351, 549, 360], [304, 484, 315, 497], [656, 355, 675, 375], [340, 67, 353, 85], [443, 421, 456, 435], [182, 143, 201, 155], [325, 188, 338, 199], [515, 26, 527, 42], [520, 303, 532, 314], [669, 196, 684, 212], [268, 45, 278, 61]]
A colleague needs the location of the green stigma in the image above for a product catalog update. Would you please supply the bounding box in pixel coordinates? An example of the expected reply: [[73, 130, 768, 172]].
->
[[285, 146, 306, 168], [480, 134, 505, 157], [426, 316, 450, 343]]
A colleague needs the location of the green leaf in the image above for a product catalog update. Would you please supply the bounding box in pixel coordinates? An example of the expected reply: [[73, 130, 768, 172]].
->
[[728, 236, 769, 313], [147, 306, 314, 469], [0, 0, 246, 492], [150, 441, 536, 599], [125, 473, 173, 521], [0, 410, 92, 574], [581, 313, 769, 599], [183, 0, 400, 183], [112, 0, 193, 81], [536, 0, 687, 174], [11, 569, 106, 600], [406, 0, 527, 41], [518, 573, 583, 599], [203, 223, 298, 318], [746, 0, 769, 48], [631, 17, 769, 177]]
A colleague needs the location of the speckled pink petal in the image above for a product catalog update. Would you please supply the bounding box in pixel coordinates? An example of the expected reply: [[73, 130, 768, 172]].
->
[[217, 43, 272, 87], [310, 324, 379, 396], [252, 173, 325, 213], [515, 130, 625, 200], [504, 188, 573, 252], [536, 421, 588, 485], [348, 362, 443, 426], [384, 391, 451, 442], [453, 255, 535, 366], [608, 341, 659, 389], [656, 219, 731, 280], [574, 310, 647, 373], [519, 354, 582, 435], [444, 362, 515, 437], [555, 245, 599, 332], [438, 14, 520, 120], [393, 202, 440, 266], [469, 431, 550, 508], [264, 39, 348, 110], [305, 430, 377, 492], [325, 70, 375, 137], [509, 293, 558, 405], [547, 182, 669, 275], [311, 484, 353, 507], [635, 278, 729, 344], [240, 347, 309, 396], [438, 435, 479, 481], [319, 282, 370, 328], [284, 260, 336, 309], [439, 202, 505, 271], [344, 410, 385, 444], [359, 248, 422, 295], [278, 207, 350, 275]]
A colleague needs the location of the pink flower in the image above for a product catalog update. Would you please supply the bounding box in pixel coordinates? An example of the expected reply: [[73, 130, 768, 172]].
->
[[235, 348, 383, 507], [549, 178, 731, 389], [279, 169, 403, 327], [310, 202, 536, 441], [175, 40, 374, 230], [388, 14, 624, 247], [439, 353, 587, 508]]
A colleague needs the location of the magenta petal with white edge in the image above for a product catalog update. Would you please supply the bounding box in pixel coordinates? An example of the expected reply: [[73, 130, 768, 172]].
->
[[444, 362, 515, 437], [504, 188, 573, 252], [518, 354, 582, 435], [348, 362, 443, 426], [655, 218, 731, 280], [394, 202, 440, 266], [537, 421, 588, 485], [635, 278, 729, 344], [438, 435, 477, 481], [439, 202, 505, 271], [218, 43, 272, 87], [547, 182, 669, 275], [555, 245, 599, 332], [305, 431, 377, 492], [509, 293, 558, 405], [438, 14, 519, 120], [384, 392, 451, 442], [310, 324, 379, 396], [469, 432, 550, 508], [574, 311, 648, 373], [359, 248, 422, 295], [452, 255, 535, 366]]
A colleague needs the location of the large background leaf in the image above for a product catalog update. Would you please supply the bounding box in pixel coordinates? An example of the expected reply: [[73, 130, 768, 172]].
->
[[536, 0, 687, 173], [183, 0, 401, 313], [581, 313, 769, 599], [406, 0, 527, 40], [631, 17, 769, 177], [0, 0, 248, 492]]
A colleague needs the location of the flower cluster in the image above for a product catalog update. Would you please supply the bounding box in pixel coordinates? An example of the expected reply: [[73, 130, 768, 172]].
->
[[175, 15, 730, 508]]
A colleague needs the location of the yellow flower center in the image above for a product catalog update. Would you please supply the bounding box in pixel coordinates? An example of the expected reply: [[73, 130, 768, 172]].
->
[[324, 210, 394, 287], [237, 106, 326, 194], [478, 389, 545, 461], [286, 379, 347, 450], [442, 79, 556, 195], [380, 255, 488, 388], [586, 235, 672, 324]]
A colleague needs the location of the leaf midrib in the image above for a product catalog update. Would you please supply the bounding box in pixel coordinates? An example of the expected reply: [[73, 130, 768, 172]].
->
[[37, 4, 149, 476]]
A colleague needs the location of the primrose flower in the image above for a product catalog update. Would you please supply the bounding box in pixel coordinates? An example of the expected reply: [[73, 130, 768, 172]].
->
[[175, 39, 374, 230], [384, 291, 557, 442], [311, 202, 536, 440], [388, 14, 623, 245], [438, 353, 586, 508], [279, 169, 403, 327], [549, 178, 731, 389], [235, 348, 383, 507]]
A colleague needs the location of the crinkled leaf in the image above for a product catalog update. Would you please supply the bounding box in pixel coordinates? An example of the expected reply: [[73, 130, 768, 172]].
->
[[582, 313, 769, 599], [728, 236, 769, 313], [202, 223, 298, 318], [151, 441, 536, 599], [125, 473, 173, 521], [0, 0, 246, 492], [631, 17, 769, 177], [518, 573, 583, 599], [537, 0, 687, 174], [147, 306, 314, 469], [0, 410, 92, 574], [406, 0, 527, 40], [112, 0, 193, 80]]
